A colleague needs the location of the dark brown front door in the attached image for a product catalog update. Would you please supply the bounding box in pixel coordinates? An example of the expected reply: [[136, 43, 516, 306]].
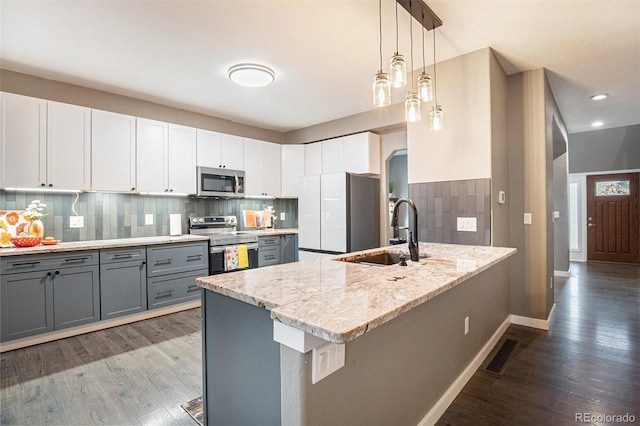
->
[[587, 172, 639, 264]]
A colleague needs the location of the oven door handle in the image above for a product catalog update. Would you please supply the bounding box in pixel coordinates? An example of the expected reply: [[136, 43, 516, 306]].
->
[[210, 243, 259, 254]]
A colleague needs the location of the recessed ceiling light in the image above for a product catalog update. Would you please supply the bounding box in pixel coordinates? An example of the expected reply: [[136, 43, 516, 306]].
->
[[592, 121, 604, 127], [590, 94, 608, 101], [228, 64, 275, 87]]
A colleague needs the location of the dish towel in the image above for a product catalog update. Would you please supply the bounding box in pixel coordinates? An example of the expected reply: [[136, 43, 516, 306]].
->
[[237, 245, 249, 269], [225, 246, 239, 271]]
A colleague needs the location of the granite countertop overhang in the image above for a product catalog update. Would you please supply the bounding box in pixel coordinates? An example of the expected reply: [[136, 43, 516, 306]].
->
[[197, 242, 517, 344], [0, 234, 211, 256]]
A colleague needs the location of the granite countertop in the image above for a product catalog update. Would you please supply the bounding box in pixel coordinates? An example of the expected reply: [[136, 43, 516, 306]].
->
[[197, 242, 516, 344], [244, 228, 298, 236], [0, 234, 210, 256]]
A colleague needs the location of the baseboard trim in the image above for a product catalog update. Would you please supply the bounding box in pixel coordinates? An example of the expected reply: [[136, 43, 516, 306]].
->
[[554, 269, 571, 278], [0, 300, 201, 353], [417, 316, 511, 426], [510, 303, 556, 331]]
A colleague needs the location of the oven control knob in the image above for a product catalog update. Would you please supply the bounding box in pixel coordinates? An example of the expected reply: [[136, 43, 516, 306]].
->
[[198, 218, 204, 223]]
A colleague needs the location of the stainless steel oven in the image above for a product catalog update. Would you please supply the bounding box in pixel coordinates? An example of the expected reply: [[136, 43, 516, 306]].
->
[[188, 215, 258, 274]]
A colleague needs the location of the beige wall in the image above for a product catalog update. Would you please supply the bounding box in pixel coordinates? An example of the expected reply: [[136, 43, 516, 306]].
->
[[407, 48, 493, 184], [0, 69, 284, 143]]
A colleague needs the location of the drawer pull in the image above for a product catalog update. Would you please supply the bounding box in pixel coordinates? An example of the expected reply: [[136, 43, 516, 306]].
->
[[265, 255, 276, 260], [187, 285, 199, 292], [113, 253, 133, 259], [156, 290, 174, 298], [10, 261, 40, 268], [187, 255, 203, 260], [64, 257, 89, 263], [155, 258, 173, 265]]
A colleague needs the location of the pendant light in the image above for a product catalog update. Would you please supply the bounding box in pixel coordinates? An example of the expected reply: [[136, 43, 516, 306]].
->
[[404, 1, 420, 122], [373, 0, 391, 107], [430, 27, 444, 130], [417, 13, 433, 102], [389, 1, 407, 88]]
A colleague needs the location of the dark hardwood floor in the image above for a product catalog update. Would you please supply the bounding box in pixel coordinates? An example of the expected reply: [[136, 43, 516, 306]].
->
[[1, 261, 638, 426], [438, 261, 640, 426], [1, 308, 203, 426]]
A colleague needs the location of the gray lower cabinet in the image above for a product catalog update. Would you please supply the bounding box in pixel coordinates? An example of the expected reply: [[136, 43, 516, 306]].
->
[[258, 234, 298, 267], [99, 248, 147, 320], [0, 251, 100, 342], [146, 242, 209, 309]]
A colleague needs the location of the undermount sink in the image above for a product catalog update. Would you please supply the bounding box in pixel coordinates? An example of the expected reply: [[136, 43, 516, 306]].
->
[[337, 251, 403, 266]]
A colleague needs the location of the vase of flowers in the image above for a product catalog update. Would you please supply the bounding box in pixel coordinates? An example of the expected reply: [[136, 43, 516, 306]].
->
[[24, 200, 48, 237]]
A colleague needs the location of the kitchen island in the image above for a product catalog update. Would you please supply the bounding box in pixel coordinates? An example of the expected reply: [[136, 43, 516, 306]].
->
[[197, 242, 516, 426]]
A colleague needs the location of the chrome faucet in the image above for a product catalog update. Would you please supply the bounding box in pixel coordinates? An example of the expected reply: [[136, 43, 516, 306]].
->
[[390, 197, 419, 262]]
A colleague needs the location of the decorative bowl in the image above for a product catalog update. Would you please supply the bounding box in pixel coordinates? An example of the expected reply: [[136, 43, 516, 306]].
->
[[11, 236, 43, 247], [42, 239, 60, 246]]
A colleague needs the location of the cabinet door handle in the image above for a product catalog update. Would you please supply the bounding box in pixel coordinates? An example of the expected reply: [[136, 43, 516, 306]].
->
[[187, 285, 199, 292], [47, 272, 52, 276], [141, 261, 146, 265], [54, 270, 60, 275], [156, 290, 174, 298]]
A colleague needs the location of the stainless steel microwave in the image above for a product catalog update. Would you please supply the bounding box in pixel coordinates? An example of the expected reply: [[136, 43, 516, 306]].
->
[[196, 167, 245, 198]]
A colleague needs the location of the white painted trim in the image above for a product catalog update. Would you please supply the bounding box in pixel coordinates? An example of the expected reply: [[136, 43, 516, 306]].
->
[[569, 168, 640, 177], [0, 300, 201, 353], [510, 303, 556, 331], [273, 321, 327, 353], [417, 316, 511, 426], [554, 269, 571, 278]]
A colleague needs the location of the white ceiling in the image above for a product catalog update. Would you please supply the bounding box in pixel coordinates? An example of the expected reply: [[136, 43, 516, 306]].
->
[[1, 0, 639, 135]]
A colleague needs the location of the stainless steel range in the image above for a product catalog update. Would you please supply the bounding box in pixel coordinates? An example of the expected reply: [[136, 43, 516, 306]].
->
[[188, 215, 259, 274]]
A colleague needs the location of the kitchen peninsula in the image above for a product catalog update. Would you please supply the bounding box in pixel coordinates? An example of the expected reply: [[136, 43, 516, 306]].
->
[[197, 242, 516, 425]]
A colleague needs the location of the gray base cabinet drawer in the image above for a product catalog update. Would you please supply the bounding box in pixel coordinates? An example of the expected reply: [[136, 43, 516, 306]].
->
[[258, 247, 280, 267], [1, 250, 98, 274], [100, 247, 145, 264], [100, 260, 147, 320], [147, 242, 208, 277], [147, 269, 207, 310], [258, 236, 280, 248]]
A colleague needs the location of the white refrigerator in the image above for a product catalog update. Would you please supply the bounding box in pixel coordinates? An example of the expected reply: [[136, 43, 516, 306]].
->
[[298, 172, 380, 253]]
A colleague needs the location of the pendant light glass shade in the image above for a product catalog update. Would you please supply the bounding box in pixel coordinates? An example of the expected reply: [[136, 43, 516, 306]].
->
[[418, 72, 433, 102], [373, 72, 391, 107], [430, 104, 444, 130], [390, 53, 407, 88], [405, 92, 421, 122]]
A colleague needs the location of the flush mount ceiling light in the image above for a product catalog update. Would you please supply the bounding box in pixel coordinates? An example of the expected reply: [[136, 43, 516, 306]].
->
[[592, 120, 604, 127], [590, 94, 608, 101], [228, 64, 275, 87]]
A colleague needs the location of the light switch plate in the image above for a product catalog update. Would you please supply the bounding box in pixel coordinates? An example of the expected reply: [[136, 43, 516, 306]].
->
[[524, 213, 532, 224], [69, 216, 84, 228], [145, 214, 154, 225], [280, 212, 286, 221]]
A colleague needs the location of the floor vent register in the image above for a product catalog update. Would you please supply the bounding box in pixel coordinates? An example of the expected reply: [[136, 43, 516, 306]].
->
[[485, 339, 519, 375]]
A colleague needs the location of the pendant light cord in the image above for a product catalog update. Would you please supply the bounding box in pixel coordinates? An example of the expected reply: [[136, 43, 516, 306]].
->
[[395, 0, 399, 53], [421, 13, 426, 73], [409, 1, 414, 90], [433, 27, 438, 104], [379, 0, 383, 72]]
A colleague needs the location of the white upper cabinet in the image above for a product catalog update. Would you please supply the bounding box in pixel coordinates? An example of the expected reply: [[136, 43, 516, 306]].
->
[[321, 137, 345, 174], [0, 93, 91, 190], [196, 129, 244, 170], [304, 142, 322, 176], [344, 132, 380, 175], [168, 124, 196, 194], [281, 144, 305, 197], [136, 118, 168, 193], [47, 101, 92, 190], [0, 92, 46, 188], [243, 138, 281, 197], [92, 109, 136, 192]]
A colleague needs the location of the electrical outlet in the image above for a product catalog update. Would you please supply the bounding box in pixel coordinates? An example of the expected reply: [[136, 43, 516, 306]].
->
[[464, 316, 470, 335], [69, 216, 84, 228], [312, 342, 345, 384], [457, 217, 477, 232], [524, 213, 532, 224], [145, 214, 154, 225], [280, 212, 286, 221]]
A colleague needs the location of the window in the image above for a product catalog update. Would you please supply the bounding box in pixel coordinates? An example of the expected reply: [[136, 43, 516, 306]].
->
[[596, 180, 630, 196], [569, 182, 580, 251]]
